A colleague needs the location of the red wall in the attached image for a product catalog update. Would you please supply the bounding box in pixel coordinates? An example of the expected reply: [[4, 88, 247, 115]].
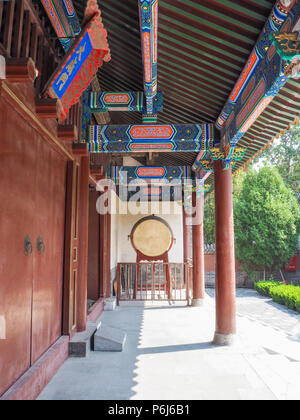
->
[[204, 254, 241, 271], [0, 82, 67, 395]]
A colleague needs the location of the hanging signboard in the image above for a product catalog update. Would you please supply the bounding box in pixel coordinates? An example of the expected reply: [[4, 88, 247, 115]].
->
[[284, 255, 297, 272], [45, 10, 110, 120]]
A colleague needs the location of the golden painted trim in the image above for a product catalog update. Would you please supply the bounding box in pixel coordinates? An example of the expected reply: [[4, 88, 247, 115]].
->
[[1, 81, 74, 161], [73, 247, 78, 263], [89, 175, 98, 187]]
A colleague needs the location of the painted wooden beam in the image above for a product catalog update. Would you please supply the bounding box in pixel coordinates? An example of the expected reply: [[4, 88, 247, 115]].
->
[[216, 0, 298, 131], [117, 177, 211, 202], [88, 90, 163, 113], [89, 91, 144, 112], [81, 91, 163, 141], [41, 0, 77, 51], [88, 123, 218, 154], [193, 0, 300, 172], [138, 0, 159, 118], [111, 166, 190, 185], [61, 0, 81, 38]]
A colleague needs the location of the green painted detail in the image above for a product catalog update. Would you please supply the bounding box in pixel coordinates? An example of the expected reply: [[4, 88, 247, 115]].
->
[[267, 103, 298, 119], [207, 0, 270, 20], [160, 50, 233, 89], [159, 32, 242, 72], [158, 61, 231, 102], [159, 38, 239, 80], [166, 0, 266, 27], [162, 102, 214, 122], [271, 32, 300, 61], [160, 3, 258, 42], [159, 22, 249, 58]]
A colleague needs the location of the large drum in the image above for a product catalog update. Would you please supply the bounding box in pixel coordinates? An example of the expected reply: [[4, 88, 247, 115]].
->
[[131, 216, 173, 258]]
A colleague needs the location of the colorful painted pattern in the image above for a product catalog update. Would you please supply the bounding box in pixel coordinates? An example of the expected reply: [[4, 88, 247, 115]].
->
[[62, 0, 81, 37], [139, 0, 159, 117], [51, 32, 93, 99], [216, 0, 298, 130], [212, 2, 300, 169], [41, 0, 73, 51], [225, 47, 288, 147], [271, 31, 300, 61], [88, 124, 218, 153], [81, 91, 163, 134], [118, 184, 185, 202], [89, 91, 144, 112], [46, 11, 111, 119], [112, 166, 190, 185]]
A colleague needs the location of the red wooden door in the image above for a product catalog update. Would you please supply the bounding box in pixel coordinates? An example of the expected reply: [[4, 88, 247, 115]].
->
[[0, 98, 67, 393], [30, 139, 66, 363], [88, 190, 100, 301], [0, 102, 35, 395], [63, 161, 80, 336]]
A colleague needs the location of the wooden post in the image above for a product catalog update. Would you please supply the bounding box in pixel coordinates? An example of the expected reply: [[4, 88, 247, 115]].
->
[[100, 203, 107, 299], [182, 206, 191, 264], [192, 189, 205, 306], [105, 210, 111, 298], [213, 160, 236, 346], [77, 155, 89, 332]]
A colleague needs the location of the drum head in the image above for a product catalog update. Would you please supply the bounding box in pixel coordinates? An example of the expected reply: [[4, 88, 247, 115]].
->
[[131, 217, 173, 257]]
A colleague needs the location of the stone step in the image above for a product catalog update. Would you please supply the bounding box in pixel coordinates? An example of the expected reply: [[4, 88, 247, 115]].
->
[[69, 319, 102, 358], [94, 324, 127, 352]]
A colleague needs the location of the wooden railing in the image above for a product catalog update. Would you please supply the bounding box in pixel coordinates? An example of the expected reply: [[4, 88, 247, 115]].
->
[[0, 0, 82, 140], [117, 262, 193, 305]]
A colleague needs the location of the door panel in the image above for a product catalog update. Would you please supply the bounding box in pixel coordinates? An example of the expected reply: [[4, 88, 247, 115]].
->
[[88, 191, 100, 301], [63, 161, 80, 336], [0, 102, 36, 395], [31, 138, 66, 364], [0, 96, 67, 392]]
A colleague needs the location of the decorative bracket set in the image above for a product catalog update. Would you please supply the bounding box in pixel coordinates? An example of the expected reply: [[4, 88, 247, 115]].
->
[[213, 1, 300, 171]]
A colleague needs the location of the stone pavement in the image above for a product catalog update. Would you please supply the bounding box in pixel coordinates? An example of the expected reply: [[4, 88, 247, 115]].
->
[[38, 289, 300, 400]]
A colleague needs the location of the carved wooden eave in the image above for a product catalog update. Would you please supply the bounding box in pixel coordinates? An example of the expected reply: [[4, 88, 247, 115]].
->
[[57, 124, 78, 142], [72, 142, 89, 157], [5, 58, 37, 84]]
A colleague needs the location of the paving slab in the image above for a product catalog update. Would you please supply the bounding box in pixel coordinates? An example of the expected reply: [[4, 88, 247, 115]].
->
[[38, 290, 300, 400]]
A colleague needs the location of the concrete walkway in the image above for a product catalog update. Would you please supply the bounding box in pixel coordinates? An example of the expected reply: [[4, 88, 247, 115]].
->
[[38, 289, 300, 400]]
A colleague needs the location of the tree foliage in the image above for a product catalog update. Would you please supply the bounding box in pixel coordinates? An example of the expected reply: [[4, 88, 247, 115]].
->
[[204, 191, 215, 245], [254, 124, 300, 196], [234, 167, 300, 271]]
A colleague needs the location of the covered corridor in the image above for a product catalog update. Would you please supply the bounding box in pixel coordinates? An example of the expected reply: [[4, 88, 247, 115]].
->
[[1, 0, 300, 400]]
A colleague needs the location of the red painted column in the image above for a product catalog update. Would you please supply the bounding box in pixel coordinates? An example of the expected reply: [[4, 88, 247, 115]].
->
[[213, 160, 236, 345], [99, 193, 106, 299], [105, 210, 111, 298], [182, 206, 191, 265], [77, 156, 89, 332], [192, 189, 205, 306]]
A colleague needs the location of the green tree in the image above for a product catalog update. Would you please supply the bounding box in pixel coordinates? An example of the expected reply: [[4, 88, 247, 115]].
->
[[234, 167, 300, 271], [204, 191, 215, 244], [254, 124, 300, 195]]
